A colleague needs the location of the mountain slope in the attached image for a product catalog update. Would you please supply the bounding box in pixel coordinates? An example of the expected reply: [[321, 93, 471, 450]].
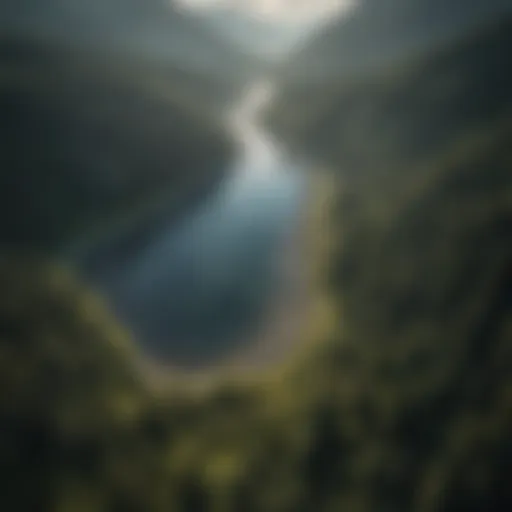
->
[[0, 0, 255, 84], [278, 0, 512, 81], [258, 16, 512, 510], [0, 36, 235, 252], [267, 17, 512, 169]]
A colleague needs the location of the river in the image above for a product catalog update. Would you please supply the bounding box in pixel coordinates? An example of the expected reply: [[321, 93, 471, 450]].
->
[[70, 81, 308, 370]]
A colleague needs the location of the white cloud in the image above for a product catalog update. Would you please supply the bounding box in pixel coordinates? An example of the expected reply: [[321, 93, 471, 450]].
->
[[176, 0, 356, 24]]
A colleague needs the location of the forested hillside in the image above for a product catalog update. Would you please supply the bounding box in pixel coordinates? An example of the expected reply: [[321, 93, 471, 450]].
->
[[0, 0, 256, 76], [1, 0, 259, 112], [0, 35, 236, 252], [267, 17, 512, 164], [275, 0, 511, 81], [261, 14, 512, 511]]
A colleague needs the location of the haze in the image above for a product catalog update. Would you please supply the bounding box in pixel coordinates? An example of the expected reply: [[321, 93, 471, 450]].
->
[[176, 0, 357, 24]]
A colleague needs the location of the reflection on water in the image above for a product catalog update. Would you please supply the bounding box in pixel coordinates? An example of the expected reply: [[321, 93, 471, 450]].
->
[[72, 81, 306, 368]]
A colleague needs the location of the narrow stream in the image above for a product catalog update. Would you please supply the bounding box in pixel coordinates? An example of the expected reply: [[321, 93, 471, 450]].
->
[[70, 80, 308, 369]]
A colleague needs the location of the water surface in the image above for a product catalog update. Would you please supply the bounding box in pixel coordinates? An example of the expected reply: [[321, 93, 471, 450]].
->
[[70, 81, 307, 368]]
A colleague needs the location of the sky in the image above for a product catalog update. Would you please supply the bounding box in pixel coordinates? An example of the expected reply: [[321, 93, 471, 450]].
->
[[175, 0, 357, 24]]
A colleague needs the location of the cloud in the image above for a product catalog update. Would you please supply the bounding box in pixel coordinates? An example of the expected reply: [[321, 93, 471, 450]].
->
[[176, 0, 357, 23]]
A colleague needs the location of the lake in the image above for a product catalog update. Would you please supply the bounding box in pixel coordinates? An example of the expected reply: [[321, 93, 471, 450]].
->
[[69, 81, 308, 369]]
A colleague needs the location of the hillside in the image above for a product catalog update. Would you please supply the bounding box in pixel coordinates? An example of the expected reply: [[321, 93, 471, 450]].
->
[[0, 36, 235, 252], [258, 16, 512, 510], [0, 0, 257, 99], [267, 18, 512, 169], [1, 0, 250, 68], [274, 0, 511, 82]]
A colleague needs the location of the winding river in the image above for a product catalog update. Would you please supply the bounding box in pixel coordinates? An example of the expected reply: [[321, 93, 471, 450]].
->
[[71, 81, 309, 371]]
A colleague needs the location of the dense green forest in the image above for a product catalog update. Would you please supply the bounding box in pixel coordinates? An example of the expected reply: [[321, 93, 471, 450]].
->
[[273, 0, 511, 81], [0, 0, 259, 85], [1, 7, 511, 512], [0, 36, 236, 252], [267, 17, 512, 166]]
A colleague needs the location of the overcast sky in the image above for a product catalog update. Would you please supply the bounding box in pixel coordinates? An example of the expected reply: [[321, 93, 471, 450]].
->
[[175, 0, 356, 24]]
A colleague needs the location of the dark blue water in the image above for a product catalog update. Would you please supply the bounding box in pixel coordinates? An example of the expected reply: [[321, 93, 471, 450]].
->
[[70, 163, 305, 368], [68, 83, 307, 368]]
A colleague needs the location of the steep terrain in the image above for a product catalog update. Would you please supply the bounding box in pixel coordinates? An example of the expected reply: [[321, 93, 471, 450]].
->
[[260, 15, 512, 511], [0, 36, 235, 252], [1, 0, 257, 105], [275, 0, 512, 81], [1, 0, 252, 71], [267, 18, 512, 169]]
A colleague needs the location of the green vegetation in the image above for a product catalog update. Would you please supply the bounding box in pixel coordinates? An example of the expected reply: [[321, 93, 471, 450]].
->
[[1, 0, 260, 90], [0, 36, 235, 252], [1, 13, 511, 512], [267, 17, 512, 169], [0, 257, 170, 511], [273, 0, 511, 82]]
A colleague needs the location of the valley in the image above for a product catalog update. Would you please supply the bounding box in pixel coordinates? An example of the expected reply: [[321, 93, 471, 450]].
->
[[0, 1, 511, 511]]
